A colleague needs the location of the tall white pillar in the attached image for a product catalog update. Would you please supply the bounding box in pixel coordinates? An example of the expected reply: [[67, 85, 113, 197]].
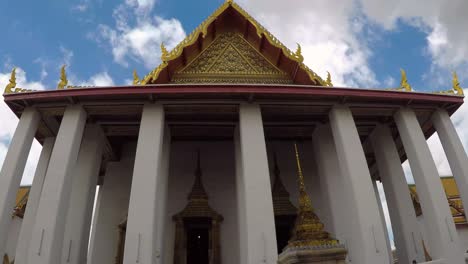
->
[[394, 108, 464, 263], [123, 104, 170, 264], [61, 124, 104, 264], [14, 137, 55, 264], [371, 180, 394, 263], [370, 124, 425, 263], [312, 124, 343, 238], [27, 105, 87, 264], [235, 103, 277, 264], [432, 109, 468, 215], [0, 107, 40, 255], [88, 143, 135, 264], [329, 105, 390, 264]]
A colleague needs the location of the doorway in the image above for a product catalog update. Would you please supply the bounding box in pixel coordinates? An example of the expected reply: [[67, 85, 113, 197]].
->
[[186, 218, 211, 264]]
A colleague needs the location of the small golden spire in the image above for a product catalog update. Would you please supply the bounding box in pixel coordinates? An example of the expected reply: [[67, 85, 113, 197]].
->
[[57, 65, 68, 90], [326, 71, 333, 87], [287, 143, 338, 248], [452, 71, 463, 95], [295, 43, 304, 63], [4, 67, 17, 94], [133, 70, 140, 85], [226, 0, 233, 4], [161, 43, 169, 62], [399, 68, 412, 91]]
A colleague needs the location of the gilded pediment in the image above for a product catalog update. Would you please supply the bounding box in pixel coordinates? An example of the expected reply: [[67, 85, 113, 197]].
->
[[172, 32, 292, 84]]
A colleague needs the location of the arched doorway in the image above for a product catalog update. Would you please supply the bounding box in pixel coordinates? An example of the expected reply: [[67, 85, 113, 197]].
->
[[173, 152, 223, 264]]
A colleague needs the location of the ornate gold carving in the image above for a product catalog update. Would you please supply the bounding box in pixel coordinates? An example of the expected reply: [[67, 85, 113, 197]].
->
[[132, 70, 140, 85], [286, 143, 339, 248], [161, 43, 169, 62], [436, 72, 464, 96], [452, 72, 464, 95], [4, 68, 16, 94], [173, 33, 291, 84], [141, 0, 328, 85], [399, 68, 412, 91], [325, 71, 333, 87], [295, 44, 304, 63], [57, 65, 68, 90], [4, 67, 35, 94]]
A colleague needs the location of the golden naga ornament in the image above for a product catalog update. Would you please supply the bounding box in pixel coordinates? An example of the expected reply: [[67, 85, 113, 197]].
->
[[452, 71, 464, 95], [4, 67, 17, 94], [133, 70, 140, 85], [286, 143, 339, 248], [57, 65, 68, 90], [325, 71, 333, 87], [435, 71, 464, 96], [295, 44, 304, 63], [399, 68, 412, 91], [161, 43, 169, 62]]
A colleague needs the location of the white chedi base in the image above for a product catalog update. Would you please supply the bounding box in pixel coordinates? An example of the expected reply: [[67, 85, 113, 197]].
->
[[278, 245, 347, 264]]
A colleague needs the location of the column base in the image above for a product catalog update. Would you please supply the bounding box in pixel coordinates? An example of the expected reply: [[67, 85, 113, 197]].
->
[[278, 245, 347, 264]]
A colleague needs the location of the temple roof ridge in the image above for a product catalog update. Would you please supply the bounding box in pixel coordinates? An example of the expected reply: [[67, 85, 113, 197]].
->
[[139, 0, 329, 86]]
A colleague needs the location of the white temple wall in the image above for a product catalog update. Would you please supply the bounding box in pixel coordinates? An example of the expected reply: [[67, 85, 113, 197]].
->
[[88, 142, 135, 264], [5, 217, 22, 261], [163, 141, 239, 264]]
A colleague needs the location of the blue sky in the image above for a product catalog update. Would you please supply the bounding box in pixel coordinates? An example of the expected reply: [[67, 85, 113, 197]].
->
[[1, 0, 468, 252]]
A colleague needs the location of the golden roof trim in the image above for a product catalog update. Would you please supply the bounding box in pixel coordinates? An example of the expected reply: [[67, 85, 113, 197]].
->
[[141, 0, 328, 86]]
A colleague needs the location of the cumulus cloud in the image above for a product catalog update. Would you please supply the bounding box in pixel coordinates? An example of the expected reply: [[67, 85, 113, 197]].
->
[[360, 0, 468, 75], [94, 1, 186, 69], [238, 0, 377, 87]]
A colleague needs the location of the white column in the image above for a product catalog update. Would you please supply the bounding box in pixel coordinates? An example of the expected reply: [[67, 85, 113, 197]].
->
[[371, 180, 394, 263], [27, 105, 87, 264], [235, 103, 277, 264], [14, 137, 55, 264], [370, 124, 425, 263], [0, 107, 40, 255], [61, 124, 104, 264], [432, 109, 468, 214], [329, 105, 390, 264], [123, 104, 170, 264], [312, 124, 343, 238], [88, 143, 135, 264], [394, 107, 464, 263]]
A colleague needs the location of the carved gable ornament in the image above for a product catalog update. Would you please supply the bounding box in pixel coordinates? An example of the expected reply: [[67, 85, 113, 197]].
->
[[172, 32, 292, 84]]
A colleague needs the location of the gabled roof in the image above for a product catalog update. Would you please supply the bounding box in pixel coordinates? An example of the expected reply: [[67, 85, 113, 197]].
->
[[140, 0, 330, 86]]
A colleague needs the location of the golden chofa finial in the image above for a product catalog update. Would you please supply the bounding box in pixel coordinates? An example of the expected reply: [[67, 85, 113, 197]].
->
[[4, 67, 17, 94], [295, 43, 304, 63], [57, 65, 68, 90], [399, 68, 412, 91], [326, 71, 333, 87], [161, 43, 169, 62], [133, 70, 140, 85], [226, 0, 233, 4], [452, 71, 464, 95], [287, 143, 339, 248]]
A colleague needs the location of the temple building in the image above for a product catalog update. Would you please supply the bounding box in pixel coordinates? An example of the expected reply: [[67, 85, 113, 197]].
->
[[1, 1, 468, 264]]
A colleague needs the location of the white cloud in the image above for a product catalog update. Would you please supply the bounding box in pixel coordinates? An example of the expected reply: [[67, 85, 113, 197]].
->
[[95, 1, 186, 69], [237, 0, 377, 87], [59, 46, 74, 67], [69, 71, 116, 87], [72, 3, 89, 12]]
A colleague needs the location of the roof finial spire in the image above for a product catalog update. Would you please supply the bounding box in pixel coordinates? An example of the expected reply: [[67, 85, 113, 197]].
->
[[226, 0, 233, 4], [295, 43, 304, 63], [4, 67, 17, 94], [57, 65, 68, 90], [161, 43, 169, 62], [133, 70, 140, 85], [326, 71, 333, 87], [452, 71, 463, 95], [287, 143, 338, 248], [399, 68, 412, 91]]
